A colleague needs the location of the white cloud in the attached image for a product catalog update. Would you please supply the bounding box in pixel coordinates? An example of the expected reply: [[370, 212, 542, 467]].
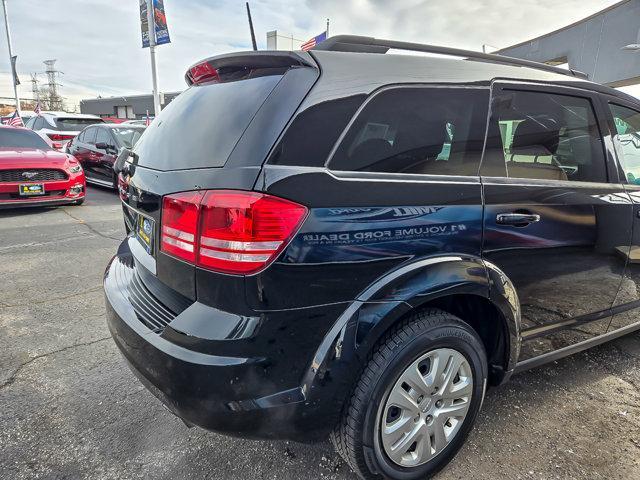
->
[[0, 0, 630, 109]]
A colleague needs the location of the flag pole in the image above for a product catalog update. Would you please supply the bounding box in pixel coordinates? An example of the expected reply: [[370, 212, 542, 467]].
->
[[326, 18, 330, 37], [146, 0, 161, 116], [1, 0, 20, 116]]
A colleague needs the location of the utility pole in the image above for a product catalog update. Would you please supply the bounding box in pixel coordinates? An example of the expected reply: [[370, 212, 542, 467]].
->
[[1, 0, 20, 115], [146, 0, 161, 116]]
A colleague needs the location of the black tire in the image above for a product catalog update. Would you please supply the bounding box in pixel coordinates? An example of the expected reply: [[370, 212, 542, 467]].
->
[[331, 309, 487, 480]]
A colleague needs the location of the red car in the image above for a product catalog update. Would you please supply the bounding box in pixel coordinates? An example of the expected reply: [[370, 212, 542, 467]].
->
[[0, 125, 85, 208]]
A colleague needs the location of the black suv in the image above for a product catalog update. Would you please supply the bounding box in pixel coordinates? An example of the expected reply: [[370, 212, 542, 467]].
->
[[104, 36, 640, 479]]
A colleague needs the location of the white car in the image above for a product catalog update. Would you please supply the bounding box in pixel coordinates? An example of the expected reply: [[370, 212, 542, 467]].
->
[[25, 112, 104, 151]]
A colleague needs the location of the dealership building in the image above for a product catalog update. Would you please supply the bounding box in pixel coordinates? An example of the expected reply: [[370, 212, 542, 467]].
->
[[79, 91, 180, 120]]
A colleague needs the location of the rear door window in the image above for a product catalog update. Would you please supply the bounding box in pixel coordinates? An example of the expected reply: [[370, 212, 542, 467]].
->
[[134, 72, 284, 170], [609, 103, 640, 184], [482, 89, 607, 182], [329, 87, 490, 176]]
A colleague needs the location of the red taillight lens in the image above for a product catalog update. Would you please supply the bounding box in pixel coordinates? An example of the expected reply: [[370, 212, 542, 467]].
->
[[160, 190, 307, 275], [47, 133, 75, 141], [161, 191, 205, 263], [188, 62, 219, 85], [198, 191, 307, 274]]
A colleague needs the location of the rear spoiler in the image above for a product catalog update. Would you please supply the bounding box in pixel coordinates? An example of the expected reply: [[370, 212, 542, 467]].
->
[[185, 51, 315, 86]]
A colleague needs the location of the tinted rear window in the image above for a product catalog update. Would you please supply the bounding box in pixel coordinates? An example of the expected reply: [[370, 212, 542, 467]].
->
[[269, 95, 366, 167], [54, 118, 103, 131], [134, 73, 283, 170], [0, 128, 50, 149]]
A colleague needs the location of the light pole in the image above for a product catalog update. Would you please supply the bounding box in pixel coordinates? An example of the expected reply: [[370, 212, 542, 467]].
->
[[146, 0, 161, 116], [1, 0, 20, 116]]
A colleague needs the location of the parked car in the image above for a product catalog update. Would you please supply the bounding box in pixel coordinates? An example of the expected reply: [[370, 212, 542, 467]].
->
[[0, 125, 85, 208], [67, 123, 145, 189], [25, 112, 104, 151], [104, 35, 640, 480]]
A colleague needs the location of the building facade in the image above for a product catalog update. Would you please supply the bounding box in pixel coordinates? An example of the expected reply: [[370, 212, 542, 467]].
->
[[79, 92, 181, 119], [497, 0, 640, 87]]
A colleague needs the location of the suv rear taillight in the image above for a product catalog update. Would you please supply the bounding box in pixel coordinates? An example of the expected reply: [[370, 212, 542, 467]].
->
[[161, 190, 307, 275], [47, 133, 75, 150]]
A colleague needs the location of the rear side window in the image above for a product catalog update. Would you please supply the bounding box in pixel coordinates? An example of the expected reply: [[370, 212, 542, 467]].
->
[[135, 72, 284, 170], [0, 128, 50, 149], [609, 103, 640, 184], [329, 87, 489, 175], [269, 95, 365, 167], [482, 90, 607, 183]]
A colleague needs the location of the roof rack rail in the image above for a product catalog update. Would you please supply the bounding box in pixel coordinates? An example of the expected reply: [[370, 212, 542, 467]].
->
[[312, 35, 588, 80]]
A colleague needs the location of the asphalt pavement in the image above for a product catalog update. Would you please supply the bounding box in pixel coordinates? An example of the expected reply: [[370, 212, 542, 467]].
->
[[1, 186, 640, 479]]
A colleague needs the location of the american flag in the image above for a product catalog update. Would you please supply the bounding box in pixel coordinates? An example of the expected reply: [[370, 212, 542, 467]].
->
[[8, 110, 23, 127], [301, 31, 327, 51], [34, 101, 41, 115]]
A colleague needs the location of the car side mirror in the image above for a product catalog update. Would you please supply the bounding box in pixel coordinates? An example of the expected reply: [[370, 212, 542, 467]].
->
[[113, 148, 131, 174]]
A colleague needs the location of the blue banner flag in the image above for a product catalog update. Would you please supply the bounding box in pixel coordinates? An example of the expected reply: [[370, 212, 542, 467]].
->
[[153, 0, 171, 46], [140, 0, 170, 48]]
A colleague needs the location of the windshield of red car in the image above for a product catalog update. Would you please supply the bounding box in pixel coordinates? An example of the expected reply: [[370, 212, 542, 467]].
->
[[0, 128, 51, 149]]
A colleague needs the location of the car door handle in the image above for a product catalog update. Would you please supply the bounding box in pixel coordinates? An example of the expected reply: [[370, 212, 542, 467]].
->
[[496, 213, 541, 226]]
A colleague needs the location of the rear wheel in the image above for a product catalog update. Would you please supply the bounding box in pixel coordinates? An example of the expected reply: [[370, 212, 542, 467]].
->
[[331, 309, 487, 480]]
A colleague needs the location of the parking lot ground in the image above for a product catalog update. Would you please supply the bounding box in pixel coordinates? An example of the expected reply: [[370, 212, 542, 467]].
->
[[1, 185, 640, 480]]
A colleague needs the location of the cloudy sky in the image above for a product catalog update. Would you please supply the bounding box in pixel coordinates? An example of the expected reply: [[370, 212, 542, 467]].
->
[[0, 0, 629, 109]]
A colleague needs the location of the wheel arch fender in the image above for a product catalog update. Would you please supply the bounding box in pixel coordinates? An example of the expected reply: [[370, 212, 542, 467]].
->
[[300, 255, 521, 412]]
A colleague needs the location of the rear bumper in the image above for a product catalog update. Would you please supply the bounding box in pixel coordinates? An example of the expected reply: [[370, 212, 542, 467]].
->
[[104, 244, 344, 441]]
